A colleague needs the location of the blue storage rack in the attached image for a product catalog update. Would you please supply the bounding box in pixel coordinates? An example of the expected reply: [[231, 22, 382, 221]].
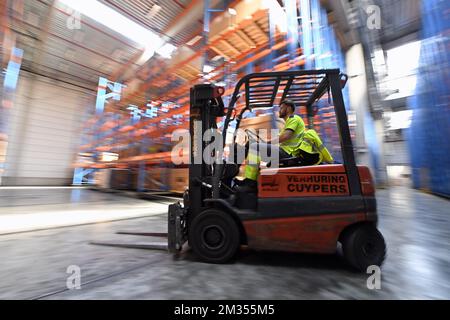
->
[[407, 0, 450, 197]]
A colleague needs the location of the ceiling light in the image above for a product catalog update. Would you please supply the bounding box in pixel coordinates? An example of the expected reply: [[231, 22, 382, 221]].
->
[[203, 65, 214, 73], [100, 152, 119, 162], [137, 45, 155, 65], [186, 35, 202, 46], [59, 0, 162, 49], [156, 43, 177, 59], [146, 4, 162, 19], [228, 8, 237, 16], [211, 55, 223, 61]]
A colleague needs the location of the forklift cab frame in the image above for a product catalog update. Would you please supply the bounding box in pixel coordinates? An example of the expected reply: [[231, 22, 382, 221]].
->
[[168, 69, 386, 271]]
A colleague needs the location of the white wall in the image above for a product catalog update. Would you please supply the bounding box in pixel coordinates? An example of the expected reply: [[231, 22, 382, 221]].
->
[[2, 71, 94, 185]]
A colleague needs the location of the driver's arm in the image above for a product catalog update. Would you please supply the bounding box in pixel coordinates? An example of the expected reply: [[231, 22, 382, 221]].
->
[[278, 129, 294, 143], [268, 128, 294, 144], [269, 115, 301, 144]]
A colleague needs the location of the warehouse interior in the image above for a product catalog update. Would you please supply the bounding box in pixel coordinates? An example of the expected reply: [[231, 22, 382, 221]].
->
[[0, 0, 449, 300]]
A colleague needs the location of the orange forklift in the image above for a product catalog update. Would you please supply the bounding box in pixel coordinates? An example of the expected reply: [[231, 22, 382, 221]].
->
[[167, 69, 386, 271]]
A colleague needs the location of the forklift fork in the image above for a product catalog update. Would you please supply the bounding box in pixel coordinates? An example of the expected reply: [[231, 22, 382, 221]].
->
[[90, 202, 186, 253]]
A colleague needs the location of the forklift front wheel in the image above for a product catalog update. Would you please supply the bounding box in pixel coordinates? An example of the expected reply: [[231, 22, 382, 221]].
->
[[189, 209, 240, 264], [341, 224, 386, 272]]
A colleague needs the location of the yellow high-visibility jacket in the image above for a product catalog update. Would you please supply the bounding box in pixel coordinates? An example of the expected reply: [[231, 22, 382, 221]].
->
[[294, 129, 333, 164]]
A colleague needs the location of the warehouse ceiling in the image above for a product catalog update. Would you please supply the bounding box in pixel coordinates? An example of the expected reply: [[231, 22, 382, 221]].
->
[[7, 0, 223, 91], [97, 0, 202, 45], [374, 0, 421, 46], [6, 0, 422, 95], [321, 0, 421, 50]]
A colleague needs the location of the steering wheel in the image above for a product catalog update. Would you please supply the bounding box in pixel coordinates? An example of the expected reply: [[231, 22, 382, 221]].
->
[[244, 129, 265, 143]]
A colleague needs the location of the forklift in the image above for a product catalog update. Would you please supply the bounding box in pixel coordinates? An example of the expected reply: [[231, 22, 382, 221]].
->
[[165, 69, 386, 271]]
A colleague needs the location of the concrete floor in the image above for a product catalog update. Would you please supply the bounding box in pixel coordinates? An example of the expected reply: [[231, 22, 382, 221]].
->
[[0, 187, 169, 234], [0, 187, 449, 299]]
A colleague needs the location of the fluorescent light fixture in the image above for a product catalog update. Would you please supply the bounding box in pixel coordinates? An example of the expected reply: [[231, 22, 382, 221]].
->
[[137, 45, 155, 65], [100, 152, 119, 162], [228, 8, 237, 16], [203, 72, 217, 80], [59, 0, 178, 62], [156, 43, 177, 59], [214, 81, 226, 87], [59, 0, 161, 47], [186, 35, 202, 46], [146, 4, 162, 19], [203, 65, 214, 73]]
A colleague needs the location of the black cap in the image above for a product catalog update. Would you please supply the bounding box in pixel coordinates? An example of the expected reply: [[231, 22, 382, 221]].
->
[[280, 99, 296, 112]]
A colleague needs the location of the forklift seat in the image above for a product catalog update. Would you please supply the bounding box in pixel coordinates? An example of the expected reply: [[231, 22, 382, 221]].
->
[[266, 157, 303, 168], [279, 156, 303, 167], [278, 151, 321, 167]]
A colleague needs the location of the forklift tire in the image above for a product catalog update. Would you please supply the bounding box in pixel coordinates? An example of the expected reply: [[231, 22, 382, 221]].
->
[[341, 224, 386, 272], [189, 209, 240, 264]]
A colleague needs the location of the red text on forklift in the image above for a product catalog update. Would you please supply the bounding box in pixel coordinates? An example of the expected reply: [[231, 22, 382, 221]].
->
[[287, 183, 347, 193], [287, 175, 346, 183]]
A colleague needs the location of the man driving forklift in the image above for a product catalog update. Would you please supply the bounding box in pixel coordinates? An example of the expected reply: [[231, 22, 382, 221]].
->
[[167, 69, 386, 270], [239, 99, 333, 191]]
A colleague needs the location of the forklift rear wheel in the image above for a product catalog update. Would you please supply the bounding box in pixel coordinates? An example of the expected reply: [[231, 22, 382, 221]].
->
[[189, 209, 240, 264], [341, 224, 386, 272]]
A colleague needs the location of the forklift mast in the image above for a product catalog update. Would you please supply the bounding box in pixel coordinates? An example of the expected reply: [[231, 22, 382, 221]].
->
[[188, 84, 225, 223]]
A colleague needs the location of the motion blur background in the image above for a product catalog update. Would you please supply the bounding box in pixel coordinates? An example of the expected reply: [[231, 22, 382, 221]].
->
[[1, 0, 448, 195], [0, 0, 449, 300]]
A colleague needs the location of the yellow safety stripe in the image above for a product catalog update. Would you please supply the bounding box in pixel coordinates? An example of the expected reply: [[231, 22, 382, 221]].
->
[[301, 137, 320, 153], [281, 131, 305, 147]]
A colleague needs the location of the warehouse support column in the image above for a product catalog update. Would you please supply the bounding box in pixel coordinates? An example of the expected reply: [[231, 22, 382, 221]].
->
[[284, 0, 299, 70], [202, 0, 211, 72], [267, 2, 277, 129], [346, 44, 387, 185], [300, 0, 312, 69], [310, 0, 321, 69]]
